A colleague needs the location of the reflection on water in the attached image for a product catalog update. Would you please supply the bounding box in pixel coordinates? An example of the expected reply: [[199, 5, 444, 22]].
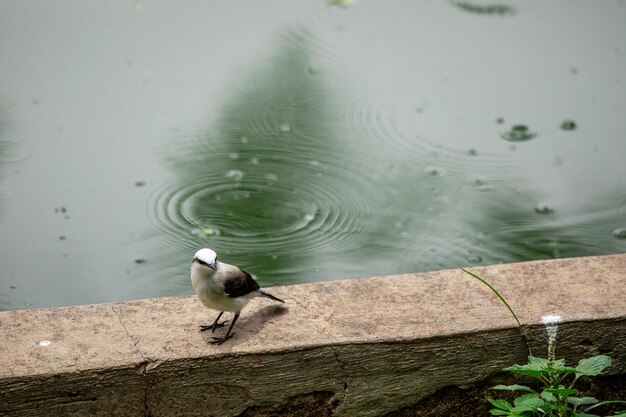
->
[[1, 1, 625, 309], [147, 25, 626, 287], [466, 188, 626, 263], [148, 28, 377, 282]]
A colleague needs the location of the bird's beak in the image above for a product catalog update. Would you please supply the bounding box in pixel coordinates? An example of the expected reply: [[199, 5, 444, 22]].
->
[[193, 257, 217, 271]]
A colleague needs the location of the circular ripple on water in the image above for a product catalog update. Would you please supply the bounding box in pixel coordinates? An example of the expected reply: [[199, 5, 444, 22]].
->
[[0, 140, 31, 165], [335, 72, 496, 185], [341, 78, 414, 153], [146, 153, 376, 260]]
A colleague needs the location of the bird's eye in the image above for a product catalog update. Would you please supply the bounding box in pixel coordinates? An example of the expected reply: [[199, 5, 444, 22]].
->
[[194, 257, 210, 267]]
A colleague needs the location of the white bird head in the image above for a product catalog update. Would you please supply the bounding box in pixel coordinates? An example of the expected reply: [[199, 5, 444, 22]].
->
[[192, 248, 218, 271]]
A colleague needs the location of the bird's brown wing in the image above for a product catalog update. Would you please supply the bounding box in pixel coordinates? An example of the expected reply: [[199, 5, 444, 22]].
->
[[223, 269, 260, 298]]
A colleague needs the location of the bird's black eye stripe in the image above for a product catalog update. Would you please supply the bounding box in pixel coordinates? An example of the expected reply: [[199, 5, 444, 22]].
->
[[194, 257, 210, 267]]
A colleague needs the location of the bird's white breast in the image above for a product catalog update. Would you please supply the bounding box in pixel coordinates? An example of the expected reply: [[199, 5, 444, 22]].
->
[[191, 264, 251, 313]]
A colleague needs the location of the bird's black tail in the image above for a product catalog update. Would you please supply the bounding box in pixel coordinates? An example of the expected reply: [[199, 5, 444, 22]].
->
[[257, 289, 285, 303]]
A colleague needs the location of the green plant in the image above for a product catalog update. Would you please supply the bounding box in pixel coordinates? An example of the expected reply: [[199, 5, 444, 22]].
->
[[489, 354, 625, 416], [461, 268, 626, 417], [461, 267, 531, 357]]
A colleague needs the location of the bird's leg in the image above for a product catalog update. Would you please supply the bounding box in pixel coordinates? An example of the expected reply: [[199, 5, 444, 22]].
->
[[200, 311, 228, 333], [210, 313, 239, 345]]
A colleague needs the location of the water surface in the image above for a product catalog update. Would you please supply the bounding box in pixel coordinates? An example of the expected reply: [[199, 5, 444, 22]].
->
[[1, 1, 625, 309]]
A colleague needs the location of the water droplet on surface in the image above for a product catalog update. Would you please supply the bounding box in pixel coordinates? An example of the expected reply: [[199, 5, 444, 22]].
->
[[229, 153, 240, 160], [452, 1, 514, 15], [500, 124, 538, 142], [424, 166, 445, 177], [264, 173, 279, 182], [278, 123, 292, 133], [226, 169, 244, 181], [306, 64, 319, 74], [203, 227, 220, 237], [250, 157, 259, 165], [303, 213, 315, 222], [534, 204, 555, 215], [36, 340, 51, 347], [470, 176, 487, 186], [612, 228, 626, 239], [560, 120, 577, 131], [468, 148, 478, 156], [239, 136, 248, 144], [467, 255, 482, 264], [141, 68, 152, 84], [191, 227, 221, 237]]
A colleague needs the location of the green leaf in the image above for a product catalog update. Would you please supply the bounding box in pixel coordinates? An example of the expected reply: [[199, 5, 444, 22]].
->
[[558, 366, 580, 374], [544, 387, 579, 396], [503, 356, 577, 378], [525, 356, 549, 368], [511, 394, 544, 412], [573, 413, 601, 417], [548, 358, 567, 369], [575, 355, 612, 376], [540, 390, 557, 402], [492, 384, 534, 392], [503, 367, 543, 379], [510, 405, 540, 414], [489, 409, 512, 416], [513, 393, 540, 405], [487, 398, 513, 411], [568, 397, 599, 406], [503, 357, 546, 378]]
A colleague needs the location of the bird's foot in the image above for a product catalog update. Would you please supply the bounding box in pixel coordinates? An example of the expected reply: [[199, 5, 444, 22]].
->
[[209, 333, 235, 345], [199, 320, 228, 333]]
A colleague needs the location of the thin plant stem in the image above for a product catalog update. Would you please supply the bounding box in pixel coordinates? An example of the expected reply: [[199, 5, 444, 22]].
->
[[461, 268, 532, 357], [584, 400, 626, 413]]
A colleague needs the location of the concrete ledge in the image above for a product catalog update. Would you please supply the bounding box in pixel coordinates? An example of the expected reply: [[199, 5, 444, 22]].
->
[[1, 254, 625, 416]]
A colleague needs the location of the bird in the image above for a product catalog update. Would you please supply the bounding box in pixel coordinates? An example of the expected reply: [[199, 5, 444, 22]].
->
[[190, 248, 285, 344]]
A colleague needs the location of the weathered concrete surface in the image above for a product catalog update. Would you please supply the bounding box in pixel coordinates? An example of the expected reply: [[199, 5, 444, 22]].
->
[[1, 254, 625, 416]]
